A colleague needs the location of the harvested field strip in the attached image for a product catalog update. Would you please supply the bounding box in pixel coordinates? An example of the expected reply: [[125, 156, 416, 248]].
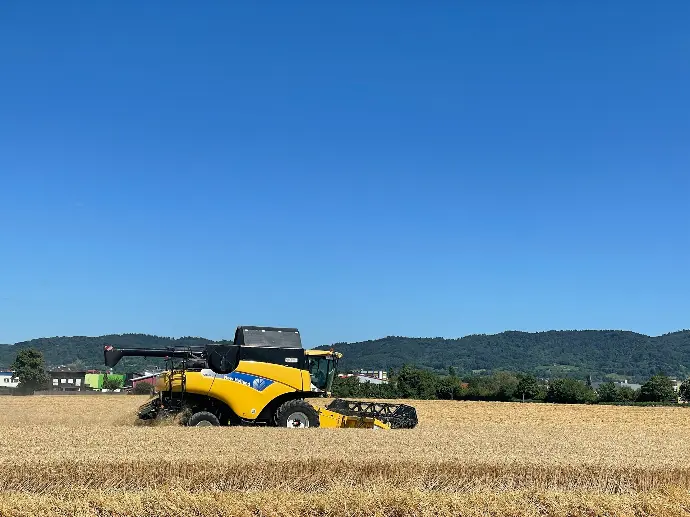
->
[[1, 424, 687, 468], [3, 459, 690, 493], [2, 488, 690, 517], [2, 397, 690, 516]]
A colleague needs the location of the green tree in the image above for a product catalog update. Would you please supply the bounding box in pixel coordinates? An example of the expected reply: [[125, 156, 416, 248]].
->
[[617, 386, 638, 402], [596, 381, 619, 403], [679, 378, 690, 403], [464, 375, 498, 400], [102, 374, 124, 390], [11, 348, 49, 395], [332, 375, 399, 399], [435, 376, 461, 400], [396, 365, 437, 399], [448, 366, 457, 377], [639, 374, 676, 403], [132, 382, 155, 396], [332, 376, 361, 398], [533, 384, 548, 401], [516, 374, 541, 400], [462, 371, 520, 401], [453, 381, 468, 400], [546, 378, 596, 404], [494, 371, 520, 401]]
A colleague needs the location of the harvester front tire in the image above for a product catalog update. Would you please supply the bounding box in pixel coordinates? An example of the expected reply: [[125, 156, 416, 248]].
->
[[187, 411, 220, 427], [275, 400, 320, 428]]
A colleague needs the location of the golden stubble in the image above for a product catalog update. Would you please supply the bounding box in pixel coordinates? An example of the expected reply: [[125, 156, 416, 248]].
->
[[0, 395, 688, 516]]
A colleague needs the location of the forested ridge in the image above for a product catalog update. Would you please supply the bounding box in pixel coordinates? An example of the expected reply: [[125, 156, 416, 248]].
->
[[1, 329, 689, 381], [0, 334, 213, 373], [318, 330, 690, 382]]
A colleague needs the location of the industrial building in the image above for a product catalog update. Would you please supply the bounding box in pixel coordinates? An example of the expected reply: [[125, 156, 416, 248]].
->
[[84, 372, 126, 390], [338, 370, 389, 385], [49, 370, 87, 391], [131, 373, 158, 389]]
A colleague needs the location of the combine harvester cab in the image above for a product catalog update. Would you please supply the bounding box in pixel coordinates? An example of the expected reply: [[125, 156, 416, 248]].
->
[[104, 325, 418, 430]]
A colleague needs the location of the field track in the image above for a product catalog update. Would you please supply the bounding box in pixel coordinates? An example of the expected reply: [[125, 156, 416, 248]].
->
[[0, 395, 689, 516]]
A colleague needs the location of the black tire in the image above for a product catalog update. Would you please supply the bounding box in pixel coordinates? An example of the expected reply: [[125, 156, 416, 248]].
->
[[274, 399, 320, 428], [187, 411, 220, 427]]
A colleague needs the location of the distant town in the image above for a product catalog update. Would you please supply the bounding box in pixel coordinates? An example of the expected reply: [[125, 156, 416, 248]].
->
[[0, 367, 392, 394]]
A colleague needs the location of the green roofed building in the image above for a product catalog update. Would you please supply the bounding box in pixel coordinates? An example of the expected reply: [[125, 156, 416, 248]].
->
[[84, 373, 102, 389], [84, 373, 125, 390]]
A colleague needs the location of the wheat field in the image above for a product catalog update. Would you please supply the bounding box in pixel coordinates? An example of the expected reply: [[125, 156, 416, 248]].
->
[[0, 396, 689, 516]]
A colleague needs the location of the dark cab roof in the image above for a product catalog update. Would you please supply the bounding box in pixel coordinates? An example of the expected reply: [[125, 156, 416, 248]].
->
[[234, 326, 302, 349]]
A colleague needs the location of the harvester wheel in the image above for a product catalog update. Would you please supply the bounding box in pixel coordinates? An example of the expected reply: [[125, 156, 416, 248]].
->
[[275, 400, 320, 428], [187, 411, 220, 427]]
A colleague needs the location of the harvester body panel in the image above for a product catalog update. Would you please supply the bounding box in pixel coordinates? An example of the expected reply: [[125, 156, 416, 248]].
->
[[317, 408, 390, 429], [157, 361, 308, 420]]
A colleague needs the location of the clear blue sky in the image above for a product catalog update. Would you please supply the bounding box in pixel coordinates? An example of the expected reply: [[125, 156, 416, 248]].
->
[[1, 2, 688, 346]]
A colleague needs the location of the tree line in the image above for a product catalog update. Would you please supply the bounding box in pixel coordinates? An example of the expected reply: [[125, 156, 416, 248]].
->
[[8, 349, 125, 394], [9, 347, 690, 405], [333, 365, 690, 405], [4, 329, 690, 381]]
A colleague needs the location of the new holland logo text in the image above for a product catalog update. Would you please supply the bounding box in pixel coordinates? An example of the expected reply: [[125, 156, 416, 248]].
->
[[200, 369, 274, 392]]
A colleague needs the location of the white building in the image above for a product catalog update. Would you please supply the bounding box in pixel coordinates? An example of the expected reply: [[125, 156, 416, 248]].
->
[[615, 379, 642, 391], [357, 370, 388, 381], [338, 370, 389, 385], [0, 371, 19, 389]]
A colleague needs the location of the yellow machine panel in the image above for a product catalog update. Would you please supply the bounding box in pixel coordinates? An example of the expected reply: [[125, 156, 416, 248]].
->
[[317, 408, 390, 429], [157, 360, 309, 420]]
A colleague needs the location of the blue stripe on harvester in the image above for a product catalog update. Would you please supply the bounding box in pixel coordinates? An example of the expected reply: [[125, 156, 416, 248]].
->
[[219, 372, 274, 391]]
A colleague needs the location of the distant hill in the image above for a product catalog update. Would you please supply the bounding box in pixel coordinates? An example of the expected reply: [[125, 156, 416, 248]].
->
[[0, 334, 213, 373], [1, 330, 689, 381], [317, 330, 690, 382]]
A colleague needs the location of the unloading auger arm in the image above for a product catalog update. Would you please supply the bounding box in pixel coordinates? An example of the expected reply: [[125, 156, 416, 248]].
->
[[103, 345, 205, 368]]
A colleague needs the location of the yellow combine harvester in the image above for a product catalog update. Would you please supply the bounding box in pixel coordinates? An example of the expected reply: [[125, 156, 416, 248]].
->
[[104, 326, 417, 429]]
